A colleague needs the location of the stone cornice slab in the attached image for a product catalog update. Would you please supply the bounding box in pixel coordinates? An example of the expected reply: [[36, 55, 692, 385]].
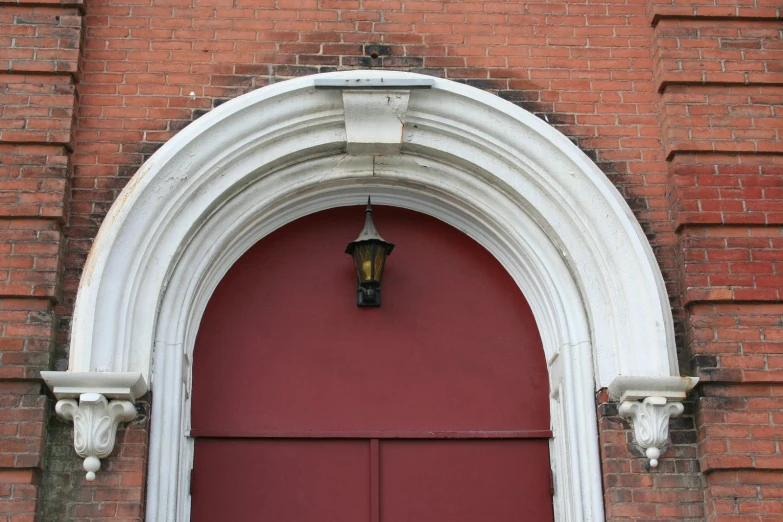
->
[[41, 371, 148, 401], [608, 375, 699, 402]]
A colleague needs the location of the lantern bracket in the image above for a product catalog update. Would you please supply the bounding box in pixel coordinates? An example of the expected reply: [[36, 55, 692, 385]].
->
[[356, 281, 382, 307]]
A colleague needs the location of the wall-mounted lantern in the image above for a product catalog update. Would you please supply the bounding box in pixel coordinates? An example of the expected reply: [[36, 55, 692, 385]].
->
[[345, 197, 394, 307]]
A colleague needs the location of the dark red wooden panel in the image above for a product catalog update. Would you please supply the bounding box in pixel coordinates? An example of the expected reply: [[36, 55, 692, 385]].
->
[[190, 439, 370, 522], [379, 439, 554, 522], [191, 206, 550, 435]]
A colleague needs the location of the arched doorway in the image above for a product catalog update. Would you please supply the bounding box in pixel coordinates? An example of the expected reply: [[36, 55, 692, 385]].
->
[[189, 206, 553, 521], [41, 70, 696, 522]]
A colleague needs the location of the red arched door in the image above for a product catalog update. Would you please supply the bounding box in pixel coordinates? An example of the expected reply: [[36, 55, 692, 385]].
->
[[190, 206, 554, 522]]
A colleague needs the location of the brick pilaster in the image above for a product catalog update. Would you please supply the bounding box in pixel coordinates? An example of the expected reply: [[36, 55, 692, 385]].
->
[[0, 0, 81, 519]]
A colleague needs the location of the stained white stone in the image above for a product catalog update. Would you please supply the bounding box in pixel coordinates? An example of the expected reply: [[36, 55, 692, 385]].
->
[[342, 89, 410, 155]]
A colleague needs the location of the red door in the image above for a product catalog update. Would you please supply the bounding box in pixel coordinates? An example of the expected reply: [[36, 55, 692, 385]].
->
[[190, 206, 554, 522]]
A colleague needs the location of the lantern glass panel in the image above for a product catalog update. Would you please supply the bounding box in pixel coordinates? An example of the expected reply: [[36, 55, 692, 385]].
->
[[354, 243, 375, 283], [372, 243, 387, 282]]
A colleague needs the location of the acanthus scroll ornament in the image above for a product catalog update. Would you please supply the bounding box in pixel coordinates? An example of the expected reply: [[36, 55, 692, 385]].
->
[[55, 393, 137, 481], [618, 396, 684, 468]]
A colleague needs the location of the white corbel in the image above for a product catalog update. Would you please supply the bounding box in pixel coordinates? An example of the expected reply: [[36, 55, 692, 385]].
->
[[618, 396, 683, 468], [42, 372, 147, 480], [55, 393, 137, 480], [609, 376, 698, 469]]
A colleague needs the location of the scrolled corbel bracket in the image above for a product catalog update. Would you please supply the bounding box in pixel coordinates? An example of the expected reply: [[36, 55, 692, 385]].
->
[[41, 371, 148, 481], [608, 375, 699, 469], [618, 396, 683, 468], [55, 393, 137, 480]]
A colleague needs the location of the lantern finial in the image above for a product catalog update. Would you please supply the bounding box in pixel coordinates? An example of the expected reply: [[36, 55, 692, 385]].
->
[[349, 197, 387, 244]]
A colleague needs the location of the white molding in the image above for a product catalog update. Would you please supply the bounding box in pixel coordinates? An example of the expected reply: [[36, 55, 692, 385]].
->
[[54, 393, 137, 481], [619, 397, 685, 468], [41, 70, 696, 520]]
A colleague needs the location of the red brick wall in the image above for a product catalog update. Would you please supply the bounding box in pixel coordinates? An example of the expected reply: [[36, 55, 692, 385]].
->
[[670, 155, 783, 228], [0, 0, 779, 519]]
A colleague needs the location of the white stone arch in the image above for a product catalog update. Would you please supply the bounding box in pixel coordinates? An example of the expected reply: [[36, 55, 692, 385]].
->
[[42, 70, 697, 522]]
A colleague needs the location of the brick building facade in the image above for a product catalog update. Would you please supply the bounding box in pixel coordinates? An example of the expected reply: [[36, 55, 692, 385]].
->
[[0, 0, 782, 520]]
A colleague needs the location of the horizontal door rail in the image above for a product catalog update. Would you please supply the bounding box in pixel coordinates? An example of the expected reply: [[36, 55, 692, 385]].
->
[[188, 429, 553, 439]]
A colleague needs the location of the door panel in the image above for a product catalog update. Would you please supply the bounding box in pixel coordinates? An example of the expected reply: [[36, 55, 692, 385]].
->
[[190, 439, 371, 522], [191, 438, 553, 522], [380, 439, 554, 522], [191, 207, 550, 435]]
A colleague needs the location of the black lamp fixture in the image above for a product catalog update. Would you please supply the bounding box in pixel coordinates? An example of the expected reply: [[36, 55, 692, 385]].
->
[[345, 197, 394, 307]]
